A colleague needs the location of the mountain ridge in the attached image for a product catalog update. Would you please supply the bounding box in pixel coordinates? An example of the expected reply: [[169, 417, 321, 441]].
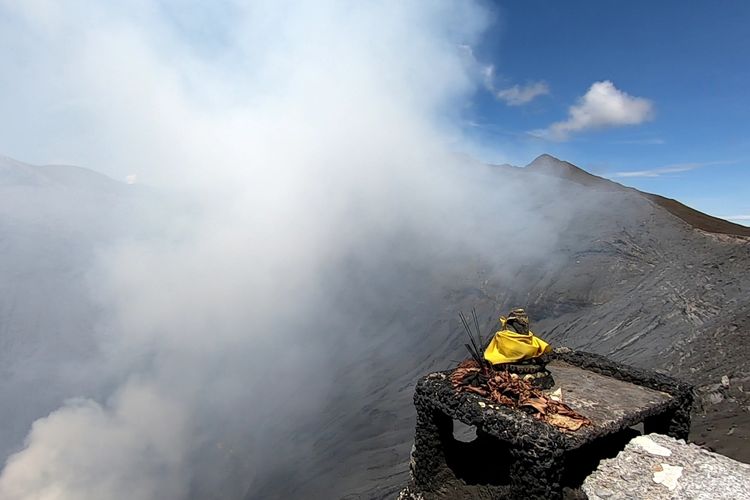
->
[[0, 155, 129, 193], [524, 154, 750, 237]]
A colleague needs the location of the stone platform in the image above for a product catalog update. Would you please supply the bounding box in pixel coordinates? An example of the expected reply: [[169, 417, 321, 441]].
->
[[403, 349, 693, 500]]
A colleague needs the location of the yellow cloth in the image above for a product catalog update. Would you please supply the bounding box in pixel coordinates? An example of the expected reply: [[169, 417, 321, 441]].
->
[[483, 317, 551, 364]]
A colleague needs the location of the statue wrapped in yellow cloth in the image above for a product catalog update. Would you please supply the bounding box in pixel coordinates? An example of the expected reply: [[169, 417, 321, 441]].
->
[[483, 308, 551, 365]]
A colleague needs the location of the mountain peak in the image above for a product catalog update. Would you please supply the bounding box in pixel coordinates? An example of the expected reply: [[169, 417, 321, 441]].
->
[[525, 153, 616, 190], [527, 153, 563, 165], [526, 153, 589, 175]]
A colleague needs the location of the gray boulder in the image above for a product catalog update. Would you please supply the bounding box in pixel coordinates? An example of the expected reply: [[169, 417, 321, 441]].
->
[[583, 433, 750, 499]]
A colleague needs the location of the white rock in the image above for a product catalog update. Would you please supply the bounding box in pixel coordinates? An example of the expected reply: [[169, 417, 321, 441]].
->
[[550, 388, 563, 402], [632, 435, 672, 457], [583, 433, 750, 499], [653, 463, 683, 491]]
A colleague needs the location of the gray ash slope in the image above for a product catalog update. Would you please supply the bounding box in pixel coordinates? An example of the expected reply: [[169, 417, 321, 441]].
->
[[250, 155, 750, 499], [1, 154, 748, 499], [0, 155, 132, 461], [0, 155, 175, 463]]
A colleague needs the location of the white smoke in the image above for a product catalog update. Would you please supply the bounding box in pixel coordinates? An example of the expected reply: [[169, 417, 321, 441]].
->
[[0, 382, 190, 500], [0, 1, 577, 498]]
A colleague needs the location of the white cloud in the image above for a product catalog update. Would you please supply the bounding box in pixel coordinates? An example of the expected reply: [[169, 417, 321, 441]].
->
[[495, 82, 550, 106], [480, 63, 494, 87], [613, 138, 665, 145], [482, 65, 549, 106], [610, 160, 734, 178], [721, 215, 750, 223], [533, 80, 654, 140]]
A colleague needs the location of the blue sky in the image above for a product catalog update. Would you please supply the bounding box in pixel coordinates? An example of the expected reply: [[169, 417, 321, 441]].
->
[[0, 1, 747, 225], [463, 0, 750, 225]]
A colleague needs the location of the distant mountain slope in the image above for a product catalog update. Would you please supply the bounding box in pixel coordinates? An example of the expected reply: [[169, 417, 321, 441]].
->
[[527, 153, 750, 237], [252, 155, 750, 499], [0, 155, 148, 460], [643, 192, 750, 236], [0, 155, 127, 191]]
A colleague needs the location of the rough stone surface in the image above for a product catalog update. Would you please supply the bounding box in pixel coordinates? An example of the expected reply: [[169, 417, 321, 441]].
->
[[547, 361, 674, 432], [583, 433, 750, 499], [404, 349, 694, 499]]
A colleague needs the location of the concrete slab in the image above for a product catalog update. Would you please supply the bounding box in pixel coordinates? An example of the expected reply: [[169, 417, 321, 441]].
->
[[548, 360, 673, 430]]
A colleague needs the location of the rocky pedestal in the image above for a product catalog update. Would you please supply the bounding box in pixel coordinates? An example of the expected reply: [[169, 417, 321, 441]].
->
[[401, 349, 694, 500]]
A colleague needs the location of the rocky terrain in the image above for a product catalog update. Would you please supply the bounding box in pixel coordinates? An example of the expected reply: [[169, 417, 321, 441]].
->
[[583, 433, 750, 499], [1, 154, 748, 499], [251, 155, 750, 499]]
